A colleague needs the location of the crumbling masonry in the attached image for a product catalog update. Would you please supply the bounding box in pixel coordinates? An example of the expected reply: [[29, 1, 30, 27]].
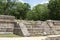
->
[[0, 15, 60, 37]]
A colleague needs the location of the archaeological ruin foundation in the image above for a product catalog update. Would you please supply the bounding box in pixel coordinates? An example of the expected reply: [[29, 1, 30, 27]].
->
[[14, 20, 60, 36], [0, 15, 60, 37], [0, 15, 15, 34]]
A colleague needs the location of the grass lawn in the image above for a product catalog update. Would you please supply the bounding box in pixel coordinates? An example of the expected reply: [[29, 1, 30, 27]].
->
[[0, 34, 21, 37]]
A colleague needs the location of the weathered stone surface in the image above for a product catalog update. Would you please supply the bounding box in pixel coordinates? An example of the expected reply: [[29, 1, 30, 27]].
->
[[45, 37, 57, 40], [20, 23, 30, 36], [0, 15, 60, 37], [0, 15, 15, 34], [14, 20, 60, 36], [0, 15, 60, 36], [45, 36, 60, 40]]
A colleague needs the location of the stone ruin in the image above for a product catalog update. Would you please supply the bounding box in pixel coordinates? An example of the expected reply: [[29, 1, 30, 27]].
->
[[14, 20, 60, 36], [45, 35, 60, 40], [0, 15, 15, 34], [0, 15, 60, 37]]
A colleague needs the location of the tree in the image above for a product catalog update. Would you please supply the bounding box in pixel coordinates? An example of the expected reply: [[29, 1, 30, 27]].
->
[[26, 10, 39, 21], [16, 2, 31, 19], [0, 0, 7, 14], [34, 4, 49, 21], [48, 0, 60, 20], [0, 0, 31, 19], [0, 0, 16, 15], [26, 4, 49, 21]]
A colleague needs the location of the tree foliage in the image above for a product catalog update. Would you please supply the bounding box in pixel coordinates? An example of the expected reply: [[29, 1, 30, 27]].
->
[[48, 0, 60, 20], [1, 0, 60, 21], [0, 0, 31, 19], [26, 4, 49, 21]]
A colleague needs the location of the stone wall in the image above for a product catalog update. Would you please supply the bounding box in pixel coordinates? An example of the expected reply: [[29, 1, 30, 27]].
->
[[0, 15, 15, 34], [0, 15, 60, 37], [45, 36, 60, 40], [14, 20, 60, 36]]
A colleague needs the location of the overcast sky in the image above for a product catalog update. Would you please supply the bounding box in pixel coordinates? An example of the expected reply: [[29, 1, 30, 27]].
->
[[19, 0, 49, 8]]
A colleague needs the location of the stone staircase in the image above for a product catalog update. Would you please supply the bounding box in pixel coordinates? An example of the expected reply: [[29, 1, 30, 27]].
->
[[18, 22, 30, 36]]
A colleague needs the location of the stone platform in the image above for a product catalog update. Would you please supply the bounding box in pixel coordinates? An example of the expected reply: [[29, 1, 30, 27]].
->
[[14, 20, 60, 36], [0, 15, 15, 34], [0, 15, 60, 37]]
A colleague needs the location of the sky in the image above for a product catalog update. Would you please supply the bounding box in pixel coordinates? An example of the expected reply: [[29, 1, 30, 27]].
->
[[19, 0, 49, 8]]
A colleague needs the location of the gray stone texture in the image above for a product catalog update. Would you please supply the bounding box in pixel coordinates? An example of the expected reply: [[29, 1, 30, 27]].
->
[[14, 20, 60, 36], [45, 36, 60, 40], [0, 15, 15, 34], [0, 15, 60, 37]]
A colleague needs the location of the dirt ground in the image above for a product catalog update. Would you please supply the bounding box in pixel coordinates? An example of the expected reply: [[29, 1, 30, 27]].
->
[[0, 35, 60, 40]]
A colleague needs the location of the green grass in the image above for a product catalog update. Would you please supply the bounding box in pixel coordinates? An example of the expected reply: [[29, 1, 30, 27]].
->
[[0, 34, 21, 37]]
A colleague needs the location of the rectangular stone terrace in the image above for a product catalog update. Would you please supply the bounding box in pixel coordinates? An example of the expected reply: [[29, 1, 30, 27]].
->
[[0, 15, 60, 37], [14, 20, 60, 36], [0, 15, 15, 34]]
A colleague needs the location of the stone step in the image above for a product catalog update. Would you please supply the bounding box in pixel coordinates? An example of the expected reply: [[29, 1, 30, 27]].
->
[[18, 22, 30, 37]]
